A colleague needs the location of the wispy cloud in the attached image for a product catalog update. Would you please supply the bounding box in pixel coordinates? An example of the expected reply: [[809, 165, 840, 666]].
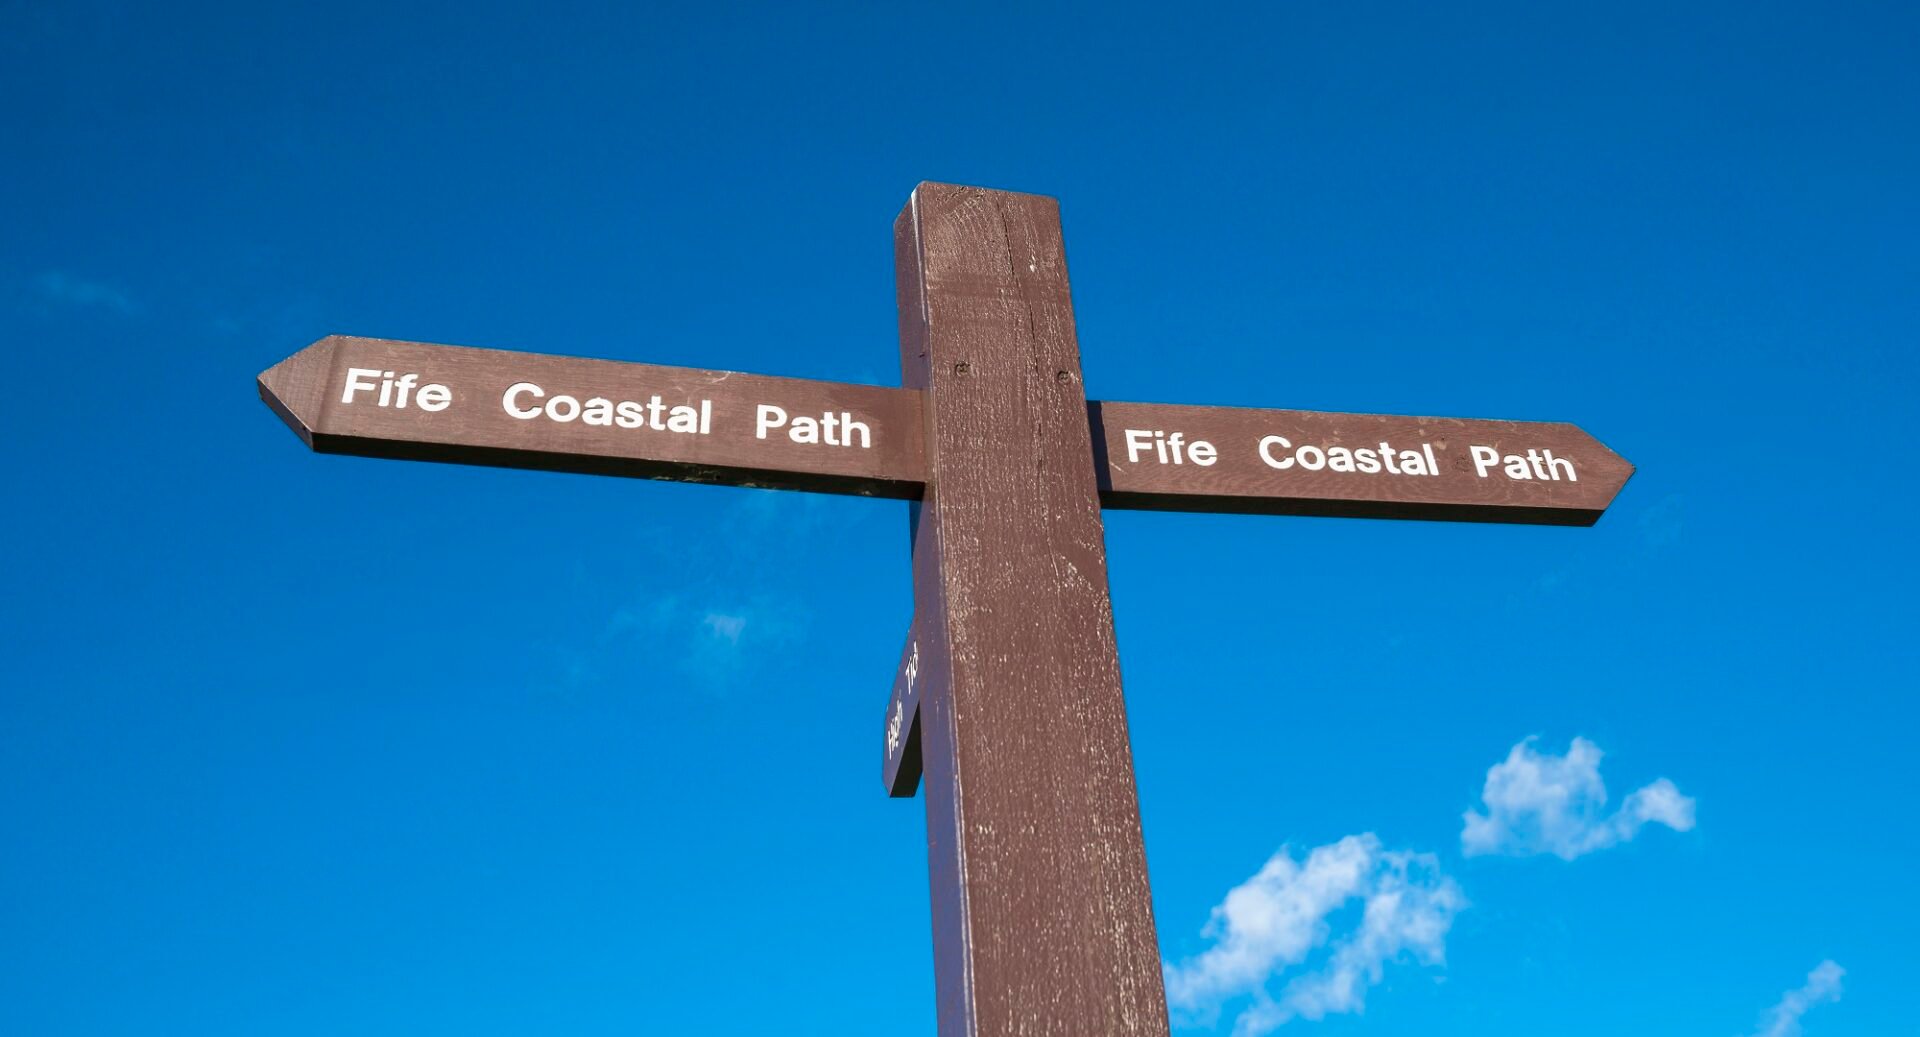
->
[[1637, 492, 1685, 548], [702, 612, 747, 644], [604, 591, 798, 689], [1163, 834, 1464, 1036], [1461, 736, 1695, 860], [30, 270, 139, 314], [1748, 960, 1844, 1037], [581, 490, 821, 692]]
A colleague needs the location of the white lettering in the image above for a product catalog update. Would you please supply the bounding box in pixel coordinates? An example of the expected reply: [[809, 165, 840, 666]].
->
[[416, 383, 451, 412], [666, 404, 700, 433], [1126, 428, 1216, 466], [843, 413, 871, 449], [756, 404, 787, 439], [503, 382, 545, 419], [341, 368, 380, 404], [756, 406, 873, 448], [1470, 443, 1575, 481], [503, 381, 711, 434], [344, 368, 449, 412], [1259, 435, 1295, 469], [1471, 445, 1500, 478], [1544, 450, 1576, 481], [1261, 435, 1445, 477], [1126, 428, 1154, 464]]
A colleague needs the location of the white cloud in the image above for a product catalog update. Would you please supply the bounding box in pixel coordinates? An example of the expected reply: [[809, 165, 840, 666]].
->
[[1163, 834, 1464, 1036], [1749, 960, 1844, 1037], [31, 270, 138, 314], [1461, 736, 1695, 859], [582, 491, 818, 691], [603, 593, 794, 689], [702, 611, 747, 644]]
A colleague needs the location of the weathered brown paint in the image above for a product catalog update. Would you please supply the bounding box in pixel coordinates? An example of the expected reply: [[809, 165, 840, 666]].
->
[[1092, 400, 1632, 525], [259, 339, 1633, 524], [881, 620, 927, 798], [898, 182, 1169, 1036], [259, 336, 925, 498], [254, 183, 1642, 1037]]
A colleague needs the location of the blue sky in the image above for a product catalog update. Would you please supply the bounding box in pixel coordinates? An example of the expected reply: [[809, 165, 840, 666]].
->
[[2, 2, 1914, 1034]]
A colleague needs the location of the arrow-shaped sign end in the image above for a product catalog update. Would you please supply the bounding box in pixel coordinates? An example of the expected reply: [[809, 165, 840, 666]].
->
[[257, 336, 344, 449], [1559, 422, 1636, 526]]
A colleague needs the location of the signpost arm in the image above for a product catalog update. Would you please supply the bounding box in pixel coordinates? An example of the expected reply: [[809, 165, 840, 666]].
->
[[249, 180, 1636, 1036], [897, 183, 1169, 1036]]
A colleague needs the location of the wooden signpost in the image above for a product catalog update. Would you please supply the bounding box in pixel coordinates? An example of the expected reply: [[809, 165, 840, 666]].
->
[[260, 182, 1632, 1035]]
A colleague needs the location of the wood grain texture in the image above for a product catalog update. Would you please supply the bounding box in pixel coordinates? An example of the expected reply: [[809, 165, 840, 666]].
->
[[1092, 400, 1633, 525], [258, 336, 925, 497], [881, 620, 927, 798], [252, 183, 1639, 1037], [898, 182, 1169, 1036], [258, 339, 1633, 523]]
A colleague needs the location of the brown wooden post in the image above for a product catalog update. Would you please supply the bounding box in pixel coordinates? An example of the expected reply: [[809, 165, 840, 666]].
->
[[895, 183, 1169, 1035], [258, 182, 1636, 1035]]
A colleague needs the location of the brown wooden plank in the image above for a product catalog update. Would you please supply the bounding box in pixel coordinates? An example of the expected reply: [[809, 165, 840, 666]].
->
[[898, 182, 1169, 1036], [258, 336, 926, 497], [881, 620, 927, 798], [1092, 399, 1633, 525]]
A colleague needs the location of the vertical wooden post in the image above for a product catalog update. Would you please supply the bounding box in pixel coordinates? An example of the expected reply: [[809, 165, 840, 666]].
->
[[895, 183, 1170, 1035]]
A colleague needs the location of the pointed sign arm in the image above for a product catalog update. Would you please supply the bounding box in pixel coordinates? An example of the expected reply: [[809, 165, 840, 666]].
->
[[880, 620, 927, 798], [1089, 398, 1634, 526], [259, 335, 926, 498], [260, 336, 1631, 525]]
